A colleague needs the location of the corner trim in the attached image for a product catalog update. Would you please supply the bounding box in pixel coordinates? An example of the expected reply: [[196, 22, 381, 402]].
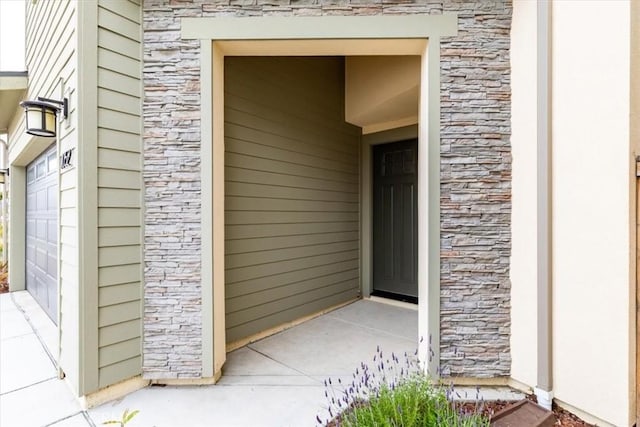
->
[[8, 166, 26, 292], [419, 38, 441, 377], [200, 40, 214, 379], [77, 0, 100, 395], [536, 0, 553, 393]]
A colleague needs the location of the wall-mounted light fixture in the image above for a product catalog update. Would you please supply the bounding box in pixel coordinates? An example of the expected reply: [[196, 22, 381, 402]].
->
[[0, 169, 9, 185], [19, 96, 68, 138]]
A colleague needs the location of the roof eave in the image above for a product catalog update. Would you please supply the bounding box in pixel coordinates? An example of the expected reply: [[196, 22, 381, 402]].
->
[[0, 71, 28, 132]]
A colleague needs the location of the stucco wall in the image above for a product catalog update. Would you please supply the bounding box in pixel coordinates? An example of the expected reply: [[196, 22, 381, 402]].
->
[[142, 0, 512, 379], [551, 2, 632, 425], [508, 2, 637, 424]]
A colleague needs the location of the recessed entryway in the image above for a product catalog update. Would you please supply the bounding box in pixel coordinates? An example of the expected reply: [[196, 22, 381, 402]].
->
[[189, 14, 456, 378], [222, 55, 423, 347]]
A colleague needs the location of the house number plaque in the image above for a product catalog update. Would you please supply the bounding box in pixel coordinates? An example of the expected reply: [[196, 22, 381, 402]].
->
[[60, 148, 74, 170]]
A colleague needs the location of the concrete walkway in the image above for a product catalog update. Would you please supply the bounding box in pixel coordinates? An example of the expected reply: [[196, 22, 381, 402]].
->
[[91, 298, 421, 427], [1, 292, 523, 427], [0, 292, 93, 427]]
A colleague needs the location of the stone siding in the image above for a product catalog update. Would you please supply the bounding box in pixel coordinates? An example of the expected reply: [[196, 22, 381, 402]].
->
[[143, 0, 512, 378]]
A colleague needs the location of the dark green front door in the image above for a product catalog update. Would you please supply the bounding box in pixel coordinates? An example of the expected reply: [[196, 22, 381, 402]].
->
[[372, 139, 418, 301]]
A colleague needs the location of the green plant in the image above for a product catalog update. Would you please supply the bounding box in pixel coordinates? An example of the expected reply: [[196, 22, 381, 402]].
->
[[317, 346, 490, 427], [103, 409, 139, 427]]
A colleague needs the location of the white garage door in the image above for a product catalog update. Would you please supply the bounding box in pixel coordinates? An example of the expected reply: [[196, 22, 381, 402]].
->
[[26, 145, 58, 323]]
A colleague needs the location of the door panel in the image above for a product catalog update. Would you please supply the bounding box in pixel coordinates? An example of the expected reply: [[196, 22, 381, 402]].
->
[[373, 139, 418, 300]]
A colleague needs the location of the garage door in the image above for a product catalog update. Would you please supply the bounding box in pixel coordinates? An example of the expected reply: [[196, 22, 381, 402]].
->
[[26, 145, 58, 323]]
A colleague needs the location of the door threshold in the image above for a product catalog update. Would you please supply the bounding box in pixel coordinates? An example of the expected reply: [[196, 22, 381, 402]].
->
[[366, 295, 419, 311], [370, 290, 418, 304]]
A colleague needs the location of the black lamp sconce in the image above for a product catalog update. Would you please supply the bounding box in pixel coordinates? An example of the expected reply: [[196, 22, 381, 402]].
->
[[20, 96, 68, 138]]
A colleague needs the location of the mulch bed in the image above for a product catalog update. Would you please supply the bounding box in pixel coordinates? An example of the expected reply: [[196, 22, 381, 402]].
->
[[327, 394, 592, 426], [459, 394, 592, 426], [0, 262, 7, 294], [326, 394, 594, 427]]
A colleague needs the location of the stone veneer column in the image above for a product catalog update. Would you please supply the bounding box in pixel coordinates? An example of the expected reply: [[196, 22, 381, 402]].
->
[[142, 0, 512, 379]]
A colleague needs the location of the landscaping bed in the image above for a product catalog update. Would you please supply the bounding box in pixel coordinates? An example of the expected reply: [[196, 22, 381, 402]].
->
[[319, 345, 593, 427], [0, 262, 7, 293], [464, 396, 593, 427]]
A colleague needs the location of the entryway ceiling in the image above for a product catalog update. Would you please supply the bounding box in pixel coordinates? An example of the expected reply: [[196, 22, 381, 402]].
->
[[345, 56, 420, 133]]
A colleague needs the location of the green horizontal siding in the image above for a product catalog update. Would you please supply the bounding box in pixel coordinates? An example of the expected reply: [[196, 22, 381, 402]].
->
[[95, 0, 143, 390], [98, 357, 141, 389], [226, 259, 359, 299], [226, 250, 359, 284], [224, 57, 361, 344], [97, 227, 139, 246], [98, 282, 141, 306], [226, 222, 358, 240]]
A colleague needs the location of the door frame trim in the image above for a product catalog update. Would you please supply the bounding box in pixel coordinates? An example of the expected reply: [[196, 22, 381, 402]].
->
[[369, 136, 419, 300], [636, 160, 640, 425], [362, 125, 419, 299]]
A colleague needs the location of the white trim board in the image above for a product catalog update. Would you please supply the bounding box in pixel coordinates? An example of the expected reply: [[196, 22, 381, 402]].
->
[[182, 15, 457, 40]]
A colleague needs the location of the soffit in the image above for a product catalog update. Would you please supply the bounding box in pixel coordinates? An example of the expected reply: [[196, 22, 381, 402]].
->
[[216, 39, 428, 56]]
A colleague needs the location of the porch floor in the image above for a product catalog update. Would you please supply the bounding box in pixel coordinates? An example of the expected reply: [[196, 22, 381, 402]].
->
[[1, 292, 524, 427], [93, 298, 421, 426]]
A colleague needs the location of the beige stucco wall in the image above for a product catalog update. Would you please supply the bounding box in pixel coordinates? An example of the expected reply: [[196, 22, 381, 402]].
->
[[510, 1, 635, 424], [509, 0, 538, 389], [551, 2, 632, 425]]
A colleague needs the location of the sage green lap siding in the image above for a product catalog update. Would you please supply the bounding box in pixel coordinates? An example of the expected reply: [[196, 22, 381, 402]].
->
[[225, 57, 361, 343], [22, 0, 78, 388], [96, 0, 143, 389]]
